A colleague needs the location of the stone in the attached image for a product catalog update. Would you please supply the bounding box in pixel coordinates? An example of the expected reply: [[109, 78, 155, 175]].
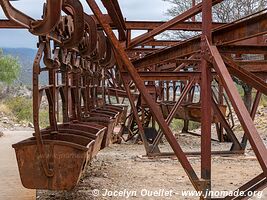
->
[[103, 173, 108, 178], [28, 122, 34, 128]]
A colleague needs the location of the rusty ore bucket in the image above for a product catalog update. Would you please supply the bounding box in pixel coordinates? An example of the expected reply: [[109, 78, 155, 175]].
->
[[12, 133, 95, 190]]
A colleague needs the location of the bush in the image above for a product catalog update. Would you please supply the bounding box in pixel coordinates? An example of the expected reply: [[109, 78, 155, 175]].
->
[[0, 51, 20, 85], [39, 110, 50, 128], [5, 96, 32, 122], [171, 119, 184, 131], [171, 119, 201, 132], [261, 95, 267, 107], [5, 96, 50, 128], [0, 103, 12, 115]]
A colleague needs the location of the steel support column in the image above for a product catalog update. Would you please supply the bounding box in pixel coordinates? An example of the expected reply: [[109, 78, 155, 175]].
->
[[201, 0, 212, 196]]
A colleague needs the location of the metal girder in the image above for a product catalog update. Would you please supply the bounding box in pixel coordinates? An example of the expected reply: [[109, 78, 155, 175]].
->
[[206, 40, 267, 175], [235, 60, 267, 72], [218, 45, 267, 54], [142, 40, 180, 47], [239, 91, 262, 149], [133, 11, 267, 69], [120, 71, 204, 81], [224, 173, 267, 200], [101, 0, 126, 41], [213, 10, 267, 45], [211, 99, 242, 151], [200, 0, 212, 194], [126, 48, 161, 53], [117, 55, 151, 153], [0, 0, 33, 28], [0, 19, 27, 28], [223, 56, 267, 96], [125, 21, 226, 31], [133, 37, 200, 68], [127, 0, 223, 49]]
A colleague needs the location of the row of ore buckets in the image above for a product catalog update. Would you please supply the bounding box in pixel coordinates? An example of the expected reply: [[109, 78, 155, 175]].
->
[[12, 105, 124, 190], [11, 43, 126, 190]]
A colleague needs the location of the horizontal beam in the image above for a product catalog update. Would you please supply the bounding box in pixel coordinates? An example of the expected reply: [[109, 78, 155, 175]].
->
[[224, 57, 267, 96], [121, 71, 204, 81], [133, 37, 200, 68], [127, 0, 223, 49], [219, 45, 267, 54], [236, 60, 267, 72], [143, 40, 180, 47], [125, 21, 225, 31], [133, 11, 267, 68], [0, 20, 26, 28]]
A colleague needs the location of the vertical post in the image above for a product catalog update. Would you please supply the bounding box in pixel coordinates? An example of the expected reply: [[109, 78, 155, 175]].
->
[[240, 91, 262, 149], [192, 0, 196, 22], [201, 0, 212, 196], [126, 30, 131, 47], [218, 82, 224, 141]]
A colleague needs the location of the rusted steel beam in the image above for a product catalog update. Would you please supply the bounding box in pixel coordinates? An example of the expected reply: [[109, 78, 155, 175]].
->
[[117, 56, 150, 153], [235, 60, 267, 72], [0, 0, 63, 35], [200, 0, 212, 194], [142, 40, 180, 47], [211, 99, 242, 151], [224, 173, 266, 200], [101, 0, 126, 41], [126, 48, 161, 53], [174, 55, 198, 72], [120, 71, 205, 81], [125, 21, 226, 31], [240, 91, 262, 149], [86, 0, 202, 191], [133, 37, 200, 68], [0, 15, 113, 30], [133, 11, 267, 69], [207, 41, 267, 175], [128, 0, 223, 48], [213, 11, 267, 45], [223, 56, 267, 96], [0, 0, 33, 28], [219, 45, 267, 54], [0, 19, 27, 28]]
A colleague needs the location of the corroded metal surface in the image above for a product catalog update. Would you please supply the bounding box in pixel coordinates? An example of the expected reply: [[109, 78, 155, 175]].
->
[[0, 0, 267, 198]]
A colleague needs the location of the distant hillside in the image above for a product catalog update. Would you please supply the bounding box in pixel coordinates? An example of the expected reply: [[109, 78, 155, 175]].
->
[[2, 48, 47, 85]]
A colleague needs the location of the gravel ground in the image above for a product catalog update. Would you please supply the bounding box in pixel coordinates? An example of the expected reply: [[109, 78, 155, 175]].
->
[[34, 106, 267, 199]]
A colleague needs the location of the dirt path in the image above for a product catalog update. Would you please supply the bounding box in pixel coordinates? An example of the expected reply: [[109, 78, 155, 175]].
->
[[0, 131, 36, 200]]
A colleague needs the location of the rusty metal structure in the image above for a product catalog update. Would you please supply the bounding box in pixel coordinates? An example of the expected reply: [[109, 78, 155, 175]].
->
[[0, 0, 267, 199]]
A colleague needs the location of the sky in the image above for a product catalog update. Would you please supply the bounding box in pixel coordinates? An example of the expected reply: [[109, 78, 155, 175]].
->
[[0, 0, 172, 48]]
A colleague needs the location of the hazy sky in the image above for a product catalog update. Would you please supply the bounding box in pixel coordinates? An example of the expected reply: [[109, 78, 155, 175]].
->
[[0, 0, 172, 48]]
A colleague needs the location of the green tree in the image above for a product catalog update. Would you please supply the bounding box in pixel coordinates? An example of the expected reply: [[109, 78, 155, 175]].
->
[[0, 49, 20, 85]]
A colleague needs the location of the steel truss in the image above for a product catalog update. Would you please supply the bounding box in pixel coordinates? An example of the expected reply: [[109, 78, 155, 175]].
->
[[0, 0, 267, 199]]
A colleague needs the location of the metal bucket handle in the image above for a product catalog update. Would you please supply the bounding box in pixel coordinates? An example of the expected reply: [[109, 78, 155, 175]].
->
[[33, 42, 54, 177]]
